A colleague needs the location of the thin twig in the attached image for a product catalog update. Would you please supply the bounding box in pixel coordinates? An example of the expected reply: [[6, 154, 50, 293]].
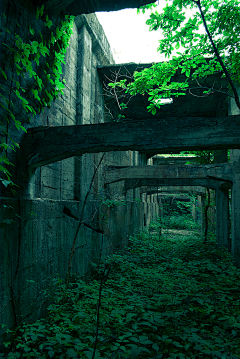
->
[[92, 264, 111, 359]]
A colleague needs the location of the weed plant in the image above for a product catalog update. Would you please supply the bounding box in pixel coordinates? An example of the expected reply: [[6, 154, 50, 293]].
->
[[2, 220, 240, 359]]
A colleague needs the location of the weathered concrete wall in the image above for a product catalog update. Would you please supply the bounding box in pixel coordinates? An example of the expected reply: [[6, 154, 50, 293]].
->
[[0, 198, 107, 329], [0, 2, 158, 344]]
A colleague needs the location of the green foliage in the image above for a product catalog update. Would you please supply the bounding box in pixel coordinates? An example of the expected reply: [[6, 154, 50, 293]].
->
[[2, 218, 240, 358], [109, 0, 240, 115], [160, 214, 200, 230], [181, 150, 215, 164], [98, 196, 126, 209], [137, 2, 157, 14], [0, 6, 74, 186]]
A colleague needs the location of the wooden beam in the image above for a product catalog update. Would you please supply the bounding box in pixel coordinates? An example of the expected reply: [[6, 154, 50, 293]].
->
[[25, 115, 240, 168], [105, 164, 233, 184]]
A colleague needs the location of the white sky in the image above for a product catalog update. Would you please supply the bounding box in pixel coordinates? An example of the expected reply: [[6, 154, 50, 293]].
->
[[96, 4, 166, 64], [96, 3, 203, 64]]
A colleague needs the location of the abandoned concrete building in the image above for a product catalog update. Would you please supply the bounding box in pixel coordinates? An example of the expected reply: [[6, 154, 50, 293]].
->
[[1, 0, 240, 346]]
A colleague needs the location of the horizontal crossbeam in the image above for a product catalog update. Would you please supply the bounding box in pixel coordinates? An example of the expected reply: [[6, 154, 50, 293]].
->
[[25, 115, 240, 168], [125, 178, 231, 191], [140, 186, 206, 195], [105, 164, 233, 184]]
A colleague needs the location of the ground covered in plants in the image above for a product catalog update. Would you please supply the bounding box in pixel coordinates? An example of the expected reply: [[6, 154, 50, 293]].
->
[[2, 215, 240, 359]]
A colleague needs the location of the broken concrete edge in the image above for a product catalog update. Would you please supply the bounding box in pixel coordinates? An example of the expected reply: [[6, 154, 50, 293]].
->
[[97, 61, 229, 88], [75, 14, 114, 65], [40, 0, 154, 17]]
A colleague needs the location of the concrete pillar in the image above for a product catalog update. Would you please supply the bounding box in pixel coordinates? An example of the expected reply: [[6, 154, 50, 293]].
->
[[77, 25, 92, 125], [216, 187, 230, 249], [214, 150, 230, 251], [75, 26, 92, 201], [229, 86, 240, 267], [230, 149, 240, 266], [200, 194, 206, 236]]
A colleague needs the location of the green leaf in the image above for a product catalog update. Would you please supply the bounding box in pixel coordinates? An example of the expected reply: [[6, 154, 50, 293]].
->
[[152, 343, 159, 351], [29, 26, 35, 35], [31, 41, 38, 53], [151, 107, 157, 115], [1, 179, 12, 187], [0, 68, 7, 80], [36, 4, 44, 19], [66, 349, 77, 358], [83, 351, 93, 359], [45, 20, 53, 28]]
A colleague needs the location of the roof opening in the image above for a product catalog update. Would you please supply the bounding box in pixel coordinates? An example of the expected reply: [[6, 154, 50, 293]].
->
[[155, 98, 173, 105]]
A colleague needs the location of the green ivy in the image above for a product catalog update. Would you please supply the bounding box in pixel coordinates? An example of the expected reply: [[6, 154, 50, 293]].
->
[[0, 4, 74, 187]]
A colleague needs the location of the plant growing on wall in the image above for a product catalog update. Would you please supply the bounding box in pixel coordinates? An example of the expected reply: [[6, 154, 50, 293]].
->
[[109, 0, 240, 114], [0, 4, 74, 187]]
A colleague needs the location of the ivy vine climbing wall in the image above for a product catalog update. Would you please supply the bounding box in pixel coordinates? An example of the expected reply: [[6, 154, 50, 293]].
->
[[0, 2, 74, 188]]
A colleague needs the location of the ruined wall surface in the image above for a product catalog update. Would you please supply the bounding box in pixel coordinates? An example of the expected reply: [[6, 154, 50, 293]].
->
[[0, 2, 159, 344]]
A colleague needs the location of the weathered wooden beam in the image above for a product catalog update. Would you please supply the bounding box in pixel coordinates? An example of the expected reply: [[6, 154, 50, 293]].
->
[[25, 115, 240, 168], [105, 164, 233, 184]]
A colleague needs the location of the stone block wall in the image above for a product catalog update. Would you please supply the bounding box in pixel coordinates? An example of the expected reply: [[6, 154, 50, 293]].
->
[[0, 1, 159, 345]]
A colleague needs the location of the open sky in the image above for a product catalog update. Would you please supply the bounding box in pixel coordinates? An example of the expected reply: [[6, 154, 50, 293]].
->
[[96, 4, 166, 64]]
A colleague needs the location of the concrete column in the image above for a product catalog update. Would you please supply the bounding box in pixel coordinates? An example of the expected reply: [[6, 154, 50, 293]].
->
[[229, 86, 240, 267], [75, 26, 92, 201], [214, 150, 230, 251], [230, 149, 240, 266], [77, 25, 92, 125], [200, 194, 206, 236]]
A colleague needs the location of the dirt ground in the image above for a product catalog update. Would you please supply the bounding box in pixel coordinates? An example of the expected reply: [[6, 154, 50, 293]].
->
[[161, 228, 201, 237]]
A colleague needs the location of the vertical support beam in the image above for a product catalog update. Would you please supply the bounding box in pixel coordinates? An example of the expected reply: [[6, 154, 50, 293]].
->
[[229, 86, 240, 267], [75, 25, 92, 201], [77, 25, 92, 125], [214, 150, 230, 251], [200, 194, 206, 236], [230, 149, 240, 266], [216, 187, 230, 250]]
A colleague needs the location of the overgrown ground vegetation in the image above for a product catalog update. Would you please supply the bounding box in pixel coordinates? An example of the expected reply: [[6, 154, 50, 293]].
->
[[2, 214, 240, 359]]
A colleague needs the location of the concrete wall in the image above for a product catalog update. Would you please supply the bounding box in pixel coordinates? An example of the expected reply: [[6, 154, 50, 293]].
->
[[0, 2, 159, 343]]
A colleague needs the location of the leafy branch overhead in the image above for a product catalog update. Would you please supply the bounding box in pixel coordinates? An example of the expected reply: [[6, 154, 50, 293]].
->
[[109, 0, 240, 115], [0, 5, 74, 186]]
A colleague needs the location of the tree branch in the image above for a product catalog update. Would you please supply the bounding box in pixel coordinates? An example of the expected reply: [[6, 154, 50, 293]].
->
[[194, 0, 240, 110], [65, 153, 105, 289]]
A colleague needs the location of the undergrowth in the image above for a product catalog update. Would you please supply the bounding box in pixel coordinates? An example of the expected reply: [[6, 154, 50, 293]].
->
[[2, 220, 240, 359], [158, 214, 201, 231]]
